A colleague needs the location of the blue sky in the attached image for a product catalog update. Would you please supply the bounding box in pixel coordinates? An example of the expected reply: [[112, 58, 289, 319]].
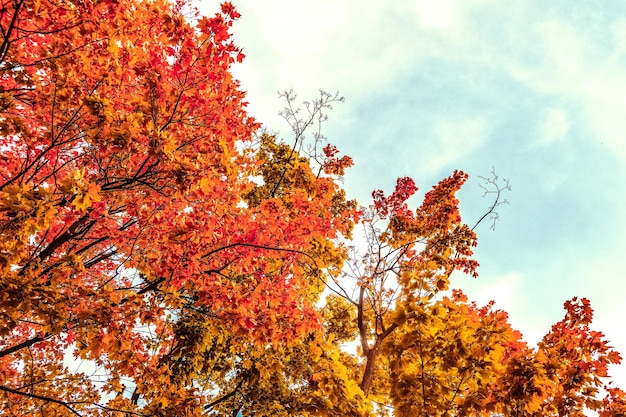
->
[[202, 0, 626, 386]]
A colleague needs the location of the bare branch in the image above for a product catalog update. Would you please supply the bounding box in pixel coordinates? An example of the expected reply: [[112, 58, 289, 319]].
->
[[472, 167, 512, 231]]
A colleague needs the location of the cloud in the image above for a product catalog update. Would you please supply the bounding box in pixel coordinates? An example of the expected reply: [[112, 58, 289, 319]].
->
[[596, 303, 626, 386], [501, 16, 626, 161], [532, 107, 569, 148], [463, 271, 521, 310], [541, 171, 568, 193], [456, 271, 545, 345], [611, 17, 626, 54], [226, 1, 426, 136], [421, 115, 491, 174], [580, 75, 626, 159], [414, 0, 458, 30]]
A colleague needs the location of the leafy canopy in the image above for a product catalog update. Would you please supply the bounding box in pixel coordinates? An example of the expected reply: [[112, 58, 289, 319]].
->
[[1, 1, 624, 416], [0, 0, 354, 415]]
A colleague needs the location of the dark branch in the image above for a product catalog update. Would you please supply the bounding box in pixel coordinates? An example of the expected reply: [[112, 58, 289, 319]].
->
[[0, 384, 83, 416], [203, 379, 243, 410]]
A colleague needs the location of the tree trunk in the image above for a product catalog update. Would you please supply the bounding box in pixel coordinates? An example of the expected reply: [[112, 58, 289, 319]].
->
[[360, 342, 379, 397]]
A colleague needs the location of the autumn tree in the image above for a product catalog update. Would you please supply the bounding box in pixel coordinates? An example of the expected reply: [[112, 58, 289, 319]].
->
[[193, 140, 624, 417], [319, 168, 623, 417], [1, 0, 625, 416], [0, 1, 357, 415], [489, 297, 623, 417], [320, 169, 482, 403], [318, 170, 624, 417]]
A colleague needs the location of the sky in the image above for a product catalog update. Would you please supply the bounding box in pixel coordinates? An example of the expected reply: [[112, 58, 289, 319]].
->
[[201, 0, 626, 388]]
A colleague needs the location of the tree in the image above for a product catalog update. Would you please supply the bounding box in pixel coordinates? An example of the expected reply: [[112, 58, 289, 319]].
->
[[191, 148, 625, 417], [2, 1, 624, 416], [489, 297, 623, 417], [0, 1, 356, 415], [321, 170, 624, 417]]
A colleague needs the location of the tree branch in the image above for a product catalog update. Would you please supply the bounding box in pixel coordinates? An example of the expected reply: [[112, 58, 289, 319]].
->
[[0, 384, 83, 416], [203, 379, 243, 410], [0, 334, 48, 358]]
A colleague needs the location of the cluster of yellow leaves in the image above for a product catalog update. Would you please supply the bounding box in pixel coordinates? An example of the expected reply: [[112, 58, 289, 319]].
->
[[0, 184, 55, 270], [386, 292, 517, 417], [305, 340, 372, 417], [322, 295, 358, 343], [57, 169, 102, 211]]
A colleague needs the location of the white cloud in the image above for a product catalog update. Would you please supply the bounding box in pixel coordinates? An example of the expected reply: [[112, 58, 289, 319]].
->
[[610, 18, 626, 56], [421, 115, 491, 174], [456, 271, 545, 345], [503, 17, 626, 161], [596, 304, 626, 387], [538, 20, 587, 82], [226, 1, 420, 133], [533, 107, 569, 148], [542, 171, 568, 193], [580, 76, 626, 159], [415, 0, 457, 30], [464, 271, 521, 310]]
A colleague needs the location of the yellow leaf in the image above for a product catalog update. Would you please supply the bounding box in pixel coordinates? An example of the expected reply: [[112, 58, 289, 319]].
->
[[199, 177, 211, 195], [309, 341, 323, 362], [87, 182, 101, 203]]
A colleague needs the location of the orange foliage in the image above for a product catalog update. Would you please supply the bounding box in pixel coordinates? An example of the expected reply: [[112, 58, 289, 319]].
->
[[1, 0, 624, 416], [0, 1, 355, 415]]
